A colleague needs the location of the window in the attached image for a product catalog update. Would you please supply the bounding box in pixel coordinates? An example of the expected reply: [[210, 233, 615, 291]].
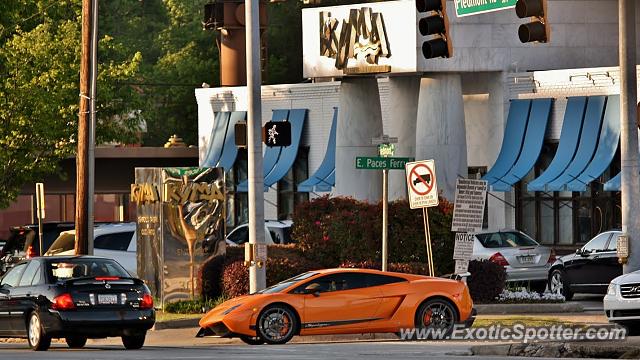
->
[[365, 273, 407, 287], [606, 234, 619, 251], [227, 226, 249, 245], [582, 233, 611, 253], [46, 232, 75, 255], [94, 231, 133, 251], [293, 272, 370, 293], [18, 261, 41, 287], [47, 258, 129, 282], [258, 272, 318, 294], [277, 147, 309, 220], [0, 263, 27, 287], [501, 232, 538, 247]]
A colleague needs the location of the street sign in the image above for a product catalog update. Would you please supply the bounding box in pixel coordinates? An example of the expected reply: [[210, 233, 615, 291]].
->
[[378, 143, 395, 157], [453, 233, 475, 261], [405, 160, 439, 209], [451, 178, 488, 233], [454, 0, 517, 17], [356, 156, 414, 170], [455, 259, 469, 274]]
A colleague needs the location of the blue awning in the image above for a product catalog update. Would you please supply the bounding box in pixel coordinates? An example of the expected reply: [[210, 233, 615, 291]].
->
[[566, 95, 620, 191], [527, 97, 588, 191], [482, 99, 532, 185], [297, 107, 338, 192], [201, 111, 231, 167], [604, 172, 621, 191], [201, 111, 247, 171], [236, 109, 307, 192], [546, 96, 607, 191], [491, 98, 553, 191]]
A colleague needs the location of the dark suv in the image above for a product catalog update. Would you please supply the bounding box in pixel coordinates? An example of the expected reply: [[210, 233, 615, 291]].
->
[[0, 222, 75, 274]]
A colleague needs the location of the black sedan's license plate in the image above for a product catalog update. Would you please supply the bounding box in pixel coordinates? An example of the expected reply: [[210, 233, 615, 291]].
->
[[98, 294, 118, 305]]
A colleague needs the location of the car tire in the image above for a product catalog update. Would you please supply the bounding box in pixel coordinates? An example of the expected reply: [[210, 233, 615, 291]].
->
[[414, 298, 459, 340], [549, 269, 573, 301], [256, 304, 297, 345], [624, 324, 640, 336], [66, 336, 87, 349], [122, 333, 146, 350], [240, 335, 266, 345], [27, 312, 51, 351], [530, 280, 547, 294]]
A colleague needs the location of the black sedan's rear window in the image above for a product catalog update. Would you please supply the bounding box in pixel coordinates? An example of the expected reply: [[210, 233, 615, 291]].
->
[[47, 258, 130, 282]]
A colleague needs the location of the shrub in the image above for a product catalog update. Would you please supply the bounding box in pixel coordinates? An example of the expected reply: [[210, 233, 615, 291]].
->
[[163, 295, 229, 314], [292, 195, 455, 274], [339, 260, 428, 275], [222, 260, 250, 298], [199, 254, 225, 300], [467, 260, 507, 303], [221, 245, 320, 298]]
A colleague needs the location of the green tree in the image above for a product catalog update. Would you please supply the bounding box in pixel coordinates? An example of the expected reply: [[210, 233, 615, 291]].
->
[[0, 0, 142, 208]]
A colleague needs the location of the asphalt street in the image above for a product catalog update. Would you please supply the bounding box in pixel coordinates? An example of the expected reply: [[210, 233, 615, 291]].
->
[[0, 341, 557, 360]]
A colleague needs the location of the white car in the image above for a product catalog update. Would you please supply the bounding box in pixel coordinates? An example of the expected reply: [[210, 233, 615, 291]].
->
[[44, 223, 137, 276], [604, 271, 640, 335], [225, 220, 293, 246]]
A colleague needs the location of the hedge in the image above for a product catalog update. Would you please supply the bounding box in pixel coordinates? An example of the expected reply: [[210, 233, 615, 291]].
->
[[291, 195, 455, 275]]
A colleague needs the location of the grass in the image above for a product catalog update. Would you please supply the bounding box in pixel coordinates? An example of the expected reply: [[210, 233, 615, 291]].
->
[[155, 312, 203, 323], [473, 316, 588, 328]]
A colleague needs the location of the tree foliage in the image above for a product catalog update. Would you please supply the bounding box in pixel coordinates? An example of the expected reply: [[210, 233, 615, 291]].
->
[[0, 0, 142, 208]]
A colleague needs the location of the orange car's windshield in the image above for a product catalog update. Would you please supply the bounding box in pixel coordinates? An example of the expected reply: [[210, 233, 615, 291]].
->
[[255, 272, 318, 294]]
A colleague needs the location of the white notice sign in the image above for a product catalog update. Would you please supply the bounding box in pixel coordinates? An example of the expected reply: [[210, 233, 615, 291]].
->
[[455, 259, 469, 274], [453, 233, 475, 261], [452, 178, 488, 232]]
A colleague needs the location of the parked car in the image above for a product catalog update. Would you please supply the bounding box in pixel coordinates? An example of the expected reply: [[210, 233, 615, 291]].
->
[[473, 229, 555, 293], [0, 223, 75, 275], [0, 255, 155, 350], [548, 230, 622, 301], [197, 268, 475, 345], [225, 220, 294, 246], [604, 270, 640, 335], [45, 223, 137, 276]]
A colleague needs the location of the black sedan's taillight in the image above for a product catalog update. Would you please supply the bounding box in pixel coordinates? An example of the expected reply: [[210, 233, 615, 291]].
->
[[139, 294, 154, 310], [52, 293, 76, 310]]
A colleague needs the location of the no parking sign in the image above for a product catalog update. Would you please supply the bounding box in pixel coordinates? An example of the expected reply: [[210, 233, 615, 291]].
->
[[405, 160, 439, 209]]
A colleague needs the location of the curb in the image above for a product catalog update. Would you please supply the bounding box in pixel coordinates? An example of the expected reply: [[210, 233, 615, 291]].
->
[[476, 302, 584, 315]]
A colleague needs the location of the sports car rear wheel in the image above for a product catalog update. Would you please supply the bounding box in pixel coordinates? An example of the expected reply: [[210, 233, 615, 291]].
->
[[256, 304, 297, 345], [240, 335, 265, 345], [415, 299, 458, 339]]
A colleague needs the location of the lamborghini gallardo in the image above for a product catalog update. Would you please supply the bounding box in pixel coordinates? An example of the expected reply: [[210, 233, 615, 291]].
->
[[197, 268, 475, 344]]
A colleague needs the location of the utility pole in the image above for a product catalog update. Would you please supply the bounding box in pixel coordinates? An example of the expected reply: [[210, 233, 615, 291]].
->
[[75, 0, 97, 255], [619, 0, 640, 274], [246, 0, 267, 292]]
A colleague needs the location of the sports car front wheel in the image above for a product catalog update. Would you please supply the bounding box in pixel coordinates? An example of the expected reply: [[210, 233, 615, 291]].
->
[[256, 304, 297, 345], [415, 299, 458, 339]]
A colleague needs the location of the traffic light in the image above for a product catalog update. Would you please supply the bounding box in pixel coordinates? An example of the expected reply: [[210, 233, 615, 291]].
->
[[416, 0, 452, 59], [262, 121, 291, 147], [515, 0, 549, 43]]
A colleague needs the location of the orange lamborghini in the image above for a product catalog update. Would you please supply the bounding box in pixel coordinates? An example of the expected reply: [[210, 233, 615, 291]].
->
[[197, 268, 475, 345]]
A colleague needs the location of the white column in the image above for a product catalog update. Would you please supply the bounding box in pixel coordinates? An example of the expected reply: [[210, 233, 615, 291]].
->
[[416, 74, 467, 202], [387, 76, 420, 200], [335, 77, 383, 202]]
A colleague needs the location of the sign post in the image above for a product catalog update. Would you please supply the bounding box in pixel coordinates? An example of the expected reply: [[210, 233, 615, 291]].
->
[[405, 160, 439, 276], [451, 178, 488, 273], [35, 183, 45, 256], [372, 135, 398, 272]]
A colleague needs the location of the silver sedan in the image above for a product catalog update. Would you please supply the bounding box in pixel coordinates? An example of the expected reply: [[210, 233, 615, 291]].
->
[[472, 229, 555, 293]]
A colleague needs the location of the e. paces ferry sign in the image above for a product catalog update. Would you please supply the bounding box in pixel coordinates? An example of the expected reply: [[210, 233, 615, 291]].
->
[[302, 0, 422, 78]]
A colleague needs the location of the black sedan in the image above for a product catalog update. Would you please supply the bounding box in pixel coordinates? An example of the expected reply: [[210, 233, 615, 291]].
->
[[548, 230, 622, 300], [0, 256, 155, 351]]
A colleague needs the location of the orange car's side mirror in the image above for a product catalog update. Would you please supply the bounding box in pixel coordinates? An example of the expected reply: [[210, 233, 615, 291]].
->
[[303, 284, 321, 297]]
